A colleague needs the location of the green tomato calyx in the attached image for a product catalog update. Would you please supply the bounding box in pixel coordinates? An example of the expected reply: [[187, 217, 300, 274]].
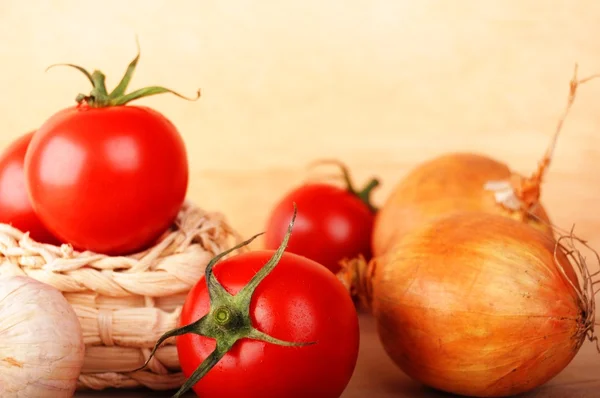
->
[[45, 38, 201, 108], [134, 203, 315, 398]]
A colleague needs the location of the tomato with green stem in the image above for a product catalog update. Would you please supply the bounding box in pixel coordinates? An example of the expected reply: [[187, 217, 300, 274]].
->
[[0, 131, 60, 244], [264, 160, 380, 274], [24, 42, 198, 255], [138, 204, 360, 398]]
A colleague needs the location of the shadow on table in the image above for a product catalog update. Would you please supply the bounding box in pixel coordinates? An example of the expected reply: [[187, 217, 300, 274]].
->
[[377, 375, 598, 398], [76, 389, 192, 397]]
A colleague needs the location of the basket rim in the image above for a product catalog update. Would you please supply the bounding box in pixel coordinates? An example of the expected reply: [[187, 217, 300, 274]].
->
[[0, 200, 243, 297]]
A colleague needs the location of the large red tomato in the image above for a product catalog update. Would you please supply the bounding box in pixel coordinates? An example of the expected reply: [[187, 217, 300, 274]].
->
[[23, 51, 194, 255], [264, 164, 379, 274], [0, 132, 60, 244], [24, 105, 188, 255], [176, 250, 360, 398]]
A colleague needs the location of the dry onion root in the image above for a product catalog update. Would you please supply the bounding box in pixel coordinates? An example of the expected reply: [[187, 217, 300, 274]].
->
[[372, 65, 600, 257], [341, 212, 598, 397]]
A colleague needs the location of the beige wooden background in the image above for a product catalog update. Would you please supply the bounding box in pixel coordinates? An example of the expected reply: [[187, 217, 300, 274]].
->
[[0, 0, 599, 251]]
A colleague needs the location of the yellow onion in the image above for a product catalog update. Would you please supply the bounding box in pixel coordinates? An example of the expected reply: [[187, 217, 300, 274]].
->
[[345, 211, 596, 397], [372, 67, 599, 257], [372, 152, 554, 257]]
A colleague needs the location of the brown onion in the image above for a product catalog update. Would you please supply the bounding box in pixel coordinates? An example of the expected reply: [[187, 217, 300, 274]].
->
[[372, 152, 554, 257], [343, 211, 597, 397], [372, 67, 599, 257]]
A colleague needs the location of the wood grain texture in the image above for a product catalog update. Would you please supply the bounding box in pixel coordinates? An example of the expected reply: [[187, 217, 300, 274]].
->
[[1, 1, 599, 396]]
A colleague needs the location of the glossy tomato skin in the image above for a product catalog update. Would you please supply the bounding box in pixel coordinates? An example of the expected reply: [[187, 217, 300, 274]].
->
[[0, 132, 60, 244], [264, 183, 374, 273], [177, 250, 360, 398], [24, 104, 188, 255]]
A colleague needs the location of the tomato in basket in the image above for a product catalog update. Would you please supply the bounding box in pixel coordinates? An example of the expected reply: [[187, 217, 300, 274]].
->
[[24, 43, 198, 255]]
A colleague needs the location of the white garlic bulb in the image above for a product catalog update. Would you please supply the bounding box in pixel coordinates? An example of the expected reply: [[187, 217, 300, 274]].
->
[[0, 275, 85, 397]]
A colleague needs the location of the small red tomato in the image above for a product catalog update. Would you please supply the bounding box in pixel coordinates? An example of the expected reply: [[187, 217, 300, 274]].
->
[[0, 132, 60, 244], [134, 210, 360, 398], [177, 250, 360, 397], [264, 161, 379, 273], [24, 47, 198, 255], [142, 207, 360, 398]]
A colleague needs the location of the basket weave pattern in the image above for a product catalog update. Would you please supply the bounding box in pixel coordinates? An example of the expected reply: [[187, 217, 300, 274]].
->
[[0, 201, 241, 391]]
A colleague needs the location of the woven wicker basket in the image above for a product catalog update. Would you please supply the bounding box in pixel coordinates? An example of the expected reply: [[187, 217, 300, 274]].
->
[[0, 201, 242, 391]]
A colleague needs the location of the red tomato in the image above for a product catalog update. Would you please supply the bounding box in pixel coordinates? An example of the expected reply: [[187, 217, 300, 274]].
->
[[24, 104, 188, 255], [177, 250, 360, 398], [0, 132, 60, 244], [264, 182, 376, 274]]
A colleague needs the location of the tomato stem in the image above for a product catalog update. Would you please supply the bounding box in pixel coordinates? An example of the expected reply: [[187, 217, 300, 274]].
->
[[45, 38, 201, 108], [133, 203, 314, 398], [213, 306, 232, 326], [356, 178, 380, 213], [309, 159, 380, 213]]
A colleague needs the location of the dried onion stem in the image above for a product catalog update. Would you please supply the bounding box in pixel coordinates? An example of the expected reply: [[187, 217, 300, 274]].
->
[[487, 64, 600, 217]]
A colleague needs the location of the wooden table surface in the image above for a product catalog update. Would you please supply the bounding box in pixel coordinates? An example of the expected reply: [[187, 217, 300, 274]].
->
[[75, 313, 600, 398]]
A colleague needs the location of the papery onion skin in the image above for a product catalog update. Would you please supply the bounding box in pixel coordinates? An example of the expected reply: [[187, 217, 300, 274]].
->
[[0, 276, 85, 397], [371, 212, 584, 397], [372, 153, 554, 257]]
